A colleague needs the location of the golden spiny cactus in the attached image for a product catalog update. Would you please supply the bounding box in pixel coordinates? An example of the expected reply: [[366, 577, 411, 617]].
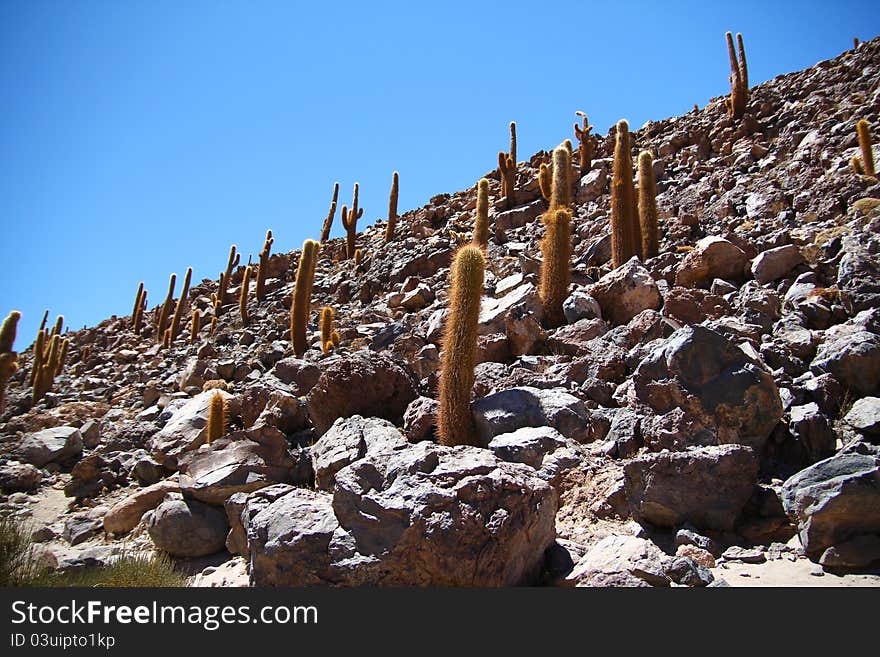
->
[[437, 245, 485, 447], [341, 183, 364, 260], [638, 151, 659, 260], [215, 245, 240, 314], [498, 121, 517, 209], [156, 274, 177, 343], [473, 178, 490, 249], [50, 315, 63, 337], [855, 119, 876, 178], [29, 330, 45, 388], [131, 282, 144, 329], [539, 209, 572, 329], [240, 264, 252, 326], [319, 306, 335, 354], [0, 310, 20, 412], [611, 119, 639, 268], [385, 171, 399, 243], [190, 309, 201, 345], [38, 310, 48, 333], [206, 391, 226, 445], [33, 333, 61, 404], [551, 145, 571, 210], [539, 162, 552, 203], [725, 31, 748, 118], [169, 267, 193, 342], [56, 338, 69, 376], [852, 156, 863, 175], [330, 331, 340, 347], [320, 182, 339, 243], [354, 248, 363, 266], [256, 229, 274, 302], [290, 240, 319, 356], [574, 111, 595, 172]]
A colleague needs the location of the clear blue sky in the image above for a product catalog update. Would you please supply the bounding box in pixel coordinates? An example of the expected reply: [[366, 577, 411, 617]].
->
[[1, 1, 878, 348]]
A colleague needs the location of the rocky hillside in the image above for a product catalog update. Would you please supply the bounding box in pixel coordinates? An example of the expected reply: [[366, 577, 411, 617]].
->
[[1, 37, 879, 587]]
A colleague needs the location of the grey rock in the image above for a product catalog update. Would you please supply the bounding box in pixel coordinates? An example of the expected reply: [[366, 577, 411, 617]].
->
[[844, 397, 880, 437], [14, 426, 83, 467], [146, 493, 229, 557], [563, 290, 602, 324], [567, 535, 670, 587], [589, 257, 662, 326], [751, 244, 804, 284], [818, 534, 880, 569], [488, 426, 569, 469], [811, 329, 880, 397], [471, 386, 593, 444], [148, 389, 234, 467], [0, 461, 42, 492]]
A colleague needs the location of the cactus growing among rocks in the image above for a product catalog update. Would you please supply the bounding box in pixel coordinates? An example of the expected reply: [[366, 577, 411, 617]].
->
[[726, 31, 749, 118], [255, 230, 274, 302], [156, 274, 177, 343], [437, 245, 485, 447], [320, 182, 340, 243], [320, 306, 335, 354], [638, 151, 659, 260], [214, 245, 240, 313], [539, 209, 572, 329], [611, 119, 640, 268], [498, 121, 517, 209], [385, 171, 399, 243], [240, 264, 252, 326], [473, 178, 490, 249], [190, 309, 201, 345], [169, 267, 192, 342], [206, 391, 226, 445], [290, 239, 319, 356], [854, 118, 876, 178], [341, 183, 364, 260], [574, 111, 594, 172], [0, 310, 20, 412]]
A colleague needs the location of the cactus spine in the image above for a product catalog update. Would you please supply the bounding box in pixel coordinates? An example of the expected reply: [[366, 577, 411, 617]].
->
[[341, 183, 364, 260], [551, 145, 571, 210], [156, 274, 177, 343], [256, 230, 274, 302], [539, 209, 572, 329], [725, 31, 748, 119], [169, 267, 192, 342], [190, 309, 201, 345], [320, 182, 340, 243], [385, 171, 399, 243], [473, 178, 490, 249], [498, 122, 517, 209], [574, 111, 594, 172], [240, 264, 252, 326], [206, 391, 226, 445], [319, 306, 335, 354], [638, 151, 659, 260], [437, 245, 485, 447], [290, 240, 319, 356], [611, 120, 639, 268], [855, 119, 876, 178], [0, 310, 20, 412]]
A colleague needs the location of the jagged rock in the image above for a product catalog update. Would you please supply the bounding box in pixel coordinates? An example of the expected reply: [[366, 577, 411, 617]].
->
[[664, 556, 714, 586], [64, 454, 123, 499], [844, 397, 880, 438], [546, 318, 608, 356], [818, 535, 880, 569], [624, 444, 759, 532], [132, 457, 164, 486], [563, 289, 602, 324], [488, 426, 569, 469], [576, 167, 608, 204], [251, 390, 309, 434], [837, 234, 880, 313], [788, 403, 836, 465], [310, 415, 408, 491], [103, 479, 181, 535], [471, 386, 594, 444], [630, 325, 783, 452], [403, 396, 438, 443], [145, 492, 229, 557], [662, 286, 732, 325], [781, 452, 880, 559], [306, 351, 417, 436], [675, 236, 748, 288], [494, 199, 544, 240], [240, 443, 557, 586], [478, 282, 542, 335], [751, 244, 804, 284], [148, 389, 235, 467], [810, 329, 880, 396], [272, 357, 321, 394], [0, 461, 42, 492], [566, 535, 669, 587], [63, 515, 102, 546], [588, 257, 662, 326], [675, 544, 716, 568], [13, 426, 83, 467], [721, 546, 766, 563]]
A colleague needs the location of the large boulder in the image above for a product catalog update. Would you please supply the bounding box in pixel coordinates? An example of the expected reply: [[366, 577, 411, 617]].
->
[[588, 257, 662, 326], [306, 351, 417, 436], [750, 244, 804, 284], [103, 479, 180, 535], [675, 236, 748, 288], [630, 325, 783, 452], [237, 443, 557, 586], [0, 460, 42, 492], [566, 535, 670, 587], [310, 416, 408, 491], [810, 329, 880, 397], [14, 426, 83, 467], [781, 453, 880, 559], [148, 389, 234, 467], [624, 444, 759, 532], [145, 492, 229, 557]]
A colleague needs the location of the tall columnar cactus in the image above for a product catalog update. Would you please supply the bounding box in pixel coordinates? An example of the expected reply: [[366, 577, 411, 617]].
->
[[354, 249, 363, 266], [38, 310, 48, 333], [190, 309, 201, 345], [473, 178, 490, 249], [131, 282, 144, 328], [319, 306, 335, 354], [574, 111, 595, 172], [854, 119, 876, 178], [539, 209, 572, 329], [169, 267, 193, 342], [256, 229, 274, 302], [290, 239, 319, 355], [320, 182, 340, 243], [611, 119, 640, 268], [240, 264, 252, 326], [215, 245, 240, 313], [539, 162, 552, 203], [725, 31, 749, 119], [638, 151, 659, 260], [51, 315, 63, 338], [156, 274, 177, 343], [437, 245, 485, 447], [341, 183, 364, 260], [552, 145, 572, 209], [206, 391, 226, 445], [33, 333, 61, 404], [0, 310, 20, 413], [56, 338, 69, 376], [29, 330, 45, 388], [133, 288, 147, 336], [385, 171, 399, 243], [498, 121, 518, 210]]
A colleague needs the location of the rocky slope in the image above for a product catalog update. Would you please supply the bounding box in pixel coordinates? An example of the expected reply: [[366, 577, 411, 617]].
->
[[2, 37, 880, 587]]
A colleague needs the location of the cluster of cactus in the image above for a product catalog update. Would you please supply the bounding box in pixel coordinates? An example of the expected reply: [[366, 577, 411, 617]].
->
[[168, 267, 193, 345], [156, 274, 177, 343], [290, 240, 319, 355], [852, 119, 876, 178], [473, 178, 490, 249], [206, 391, 226, 445], [574, 112, 595, 172], [319, 306, 340, 354], [320, 183, 339, 243], [0, 310, 20, 412], [638, 151, 659, 260], [214, 245, 241, 315], [240, 264, 253, 326], [385, 171, 399, 243], [498, 122, 517, 209], [437, 245, 485, 447], [341, 183, 364, 260], [30, 315, 68, 405], [255, 230, 274, 302], [725, 31, 749, 119], [131, 282, 147, 335]]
